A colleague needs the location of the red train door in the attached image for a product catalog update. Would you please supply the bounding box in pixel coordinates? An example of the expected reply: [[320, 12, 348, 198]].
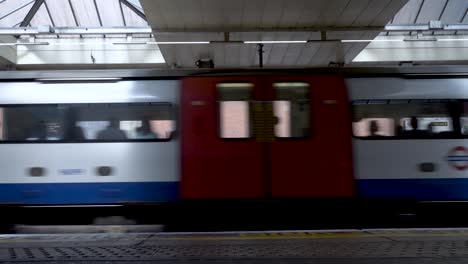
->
[[181, 77, 267, 199], [267, 76, 354, 197], [181, 75, 354, 199]]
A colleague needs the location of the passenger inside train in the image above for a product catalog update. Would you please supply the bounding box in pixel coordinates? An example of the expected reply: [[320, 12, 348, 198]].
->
[[96, 118, 128, 140], [135, 117, 157, 139], [353, 99, 458, 139]]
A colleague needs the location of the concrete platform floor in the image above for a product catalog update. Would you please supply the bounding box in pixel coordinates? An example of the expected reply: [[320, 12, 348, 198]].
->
[[2, 228, 468, 263]]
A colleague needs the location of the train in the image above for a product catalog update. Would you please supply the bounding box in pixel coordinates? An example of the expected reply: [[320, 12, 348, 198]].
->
[[0, 67, 467, 208]]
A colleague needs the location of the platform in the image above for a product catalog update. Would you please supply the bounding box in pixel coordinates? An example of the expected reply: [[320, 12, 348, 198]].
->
[[2, 228, 468, 263]]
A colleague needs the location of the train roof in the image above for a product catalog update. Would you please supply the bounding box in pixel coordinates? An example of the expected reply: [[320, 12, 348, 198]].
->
[[1, 66, 468, 81]]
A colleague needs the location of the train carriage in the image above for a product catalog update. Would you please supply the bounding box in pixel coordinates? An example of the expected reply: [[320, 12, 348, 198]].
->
[[0, 67, 466, 208]]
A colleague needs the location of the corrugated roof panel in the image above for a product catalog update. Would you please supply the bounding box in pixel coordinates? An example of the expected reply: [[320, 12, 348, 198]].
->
[[278, 0, 310, 26], [309, 42, 341, 65], [295, 43, 321, 66], [69, 0, 101, 26], [239, 44, 257, 67], [174, 0, 204, 29], [320, 0, 351, 26], [127, 0, 143, 9], [45, 0, 76, 26], [439, 0, 468, 23], [122, 4, 147, 26], [240, 0, 265, 29], [30, 3, 53, 27], [95, 0, 124, 26], [258, 0, 283, 27], [0, 0, 33, 27], [334, 0, 372, 26], [391, 0, 423, 23], [296, 0, 327, 25], [414, 0, 447, 23], [352, 0, 392, 26]]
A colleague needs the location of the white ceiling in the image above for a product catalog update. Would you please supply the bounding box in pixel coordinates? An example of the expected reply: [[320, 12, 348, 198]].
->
[[355, 0, 468, 64], [140, 0, 409, 68]]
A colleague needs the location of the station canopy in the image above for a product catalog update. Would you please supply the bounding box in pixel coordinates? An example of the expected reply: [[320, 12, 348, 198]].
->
[[0, 0, 164, 68], [0, 0, 467, 69]]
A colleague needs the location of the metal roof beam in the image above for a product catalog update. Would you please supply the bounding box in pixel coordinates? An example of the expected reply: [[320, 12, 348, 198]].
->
[[20, 0, 45, 27], [0, 23, 467, 36], [119, 0, 147, 22], [0, 26, 152, 35]]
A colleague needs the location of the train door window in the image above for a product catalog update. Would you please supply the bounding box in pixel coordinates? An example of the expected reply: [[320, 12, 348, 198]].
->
[[273, 82, 310, 138], [217, 83, 253, 139]]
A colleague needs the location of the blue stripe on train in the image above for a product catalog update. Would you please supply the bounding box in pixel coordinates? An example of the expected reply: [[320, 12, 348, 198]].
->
[[357, 178, 468, 200], [0, 182, 179, 205]]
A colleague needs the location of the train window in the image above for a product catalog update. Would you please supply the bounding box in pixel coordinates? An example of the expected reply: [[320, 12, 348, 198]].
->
[[352, 99, 456, 139], [273, 82, 310, 138], [72, 104, 175, 141], [217, 83, 253, 139], [460, 102, 468, 135], [352, 118, 395, 137], [3, 106, 66, 141], [0, 103, 175, 143]]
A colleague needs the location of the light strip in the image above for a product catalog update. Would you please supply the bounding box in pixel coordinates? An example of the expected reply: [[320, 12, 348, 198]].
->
[[341, 39, 403, 43], [437, 38, 468, 42], [244, 40, 307, 44], [36, 77, 122, 81], [146, 41, 210, 45], [112, 41, 147, 45], [0, 42, 49, 46]]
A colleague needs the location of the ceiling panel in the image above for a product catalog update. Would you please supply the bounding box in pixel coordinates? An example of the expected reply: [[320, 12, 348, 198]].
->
[[439, 0, 468, 23], [122, 4, 147, 26], [414, 0, 447, 23], [0, 0, 33, 27], [354, 0, 468, 64], [30, 3, 53, 27], [334, 0, 372, 26], [95, 0, 124, 26], [45, 0, 76, 26], [69, 0, 101, 27], [391, 0, 423, 23], [141, 0, 409, 68]]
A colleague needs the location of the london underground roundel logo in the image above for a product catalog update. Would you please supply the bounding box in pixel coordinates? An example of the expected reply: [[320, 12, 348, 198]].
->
[[447, 146, 468, 171]]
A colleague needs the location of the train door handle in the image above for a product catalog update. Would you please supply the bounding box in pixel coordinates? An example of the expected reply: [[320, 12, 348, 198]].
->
[[419, 162, 436, 172]]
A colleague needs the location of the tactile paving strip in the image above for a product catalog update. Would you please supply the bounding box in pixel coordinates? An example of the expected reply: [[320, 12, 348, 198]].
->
[[3, 240, 468, 261]]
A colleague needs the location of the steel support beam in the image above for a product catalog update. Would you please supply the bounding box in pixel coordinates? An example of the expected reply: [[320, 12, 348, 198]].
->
[[0, 23, 467, 36], [20, 0, 45, 27], [119, 0, 147, 22], [0, 26, 152, 35]]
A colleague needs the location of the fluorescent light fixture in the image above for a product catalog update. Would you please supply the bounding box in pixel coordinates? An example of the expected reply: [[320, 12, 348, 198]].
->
[[216, 83, 254, 88], [341, 39, 402, 43], [273, 82, 310, 88], [112, 41, 147, 45], [36, 77, 122, 82], [244, 40, 307, 44], [0, 42, 49, 46], [437, 38, 468, 42], [146, 41, 210, 45], [404, 38, 437, 42], [48, 42, 114, 46]]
